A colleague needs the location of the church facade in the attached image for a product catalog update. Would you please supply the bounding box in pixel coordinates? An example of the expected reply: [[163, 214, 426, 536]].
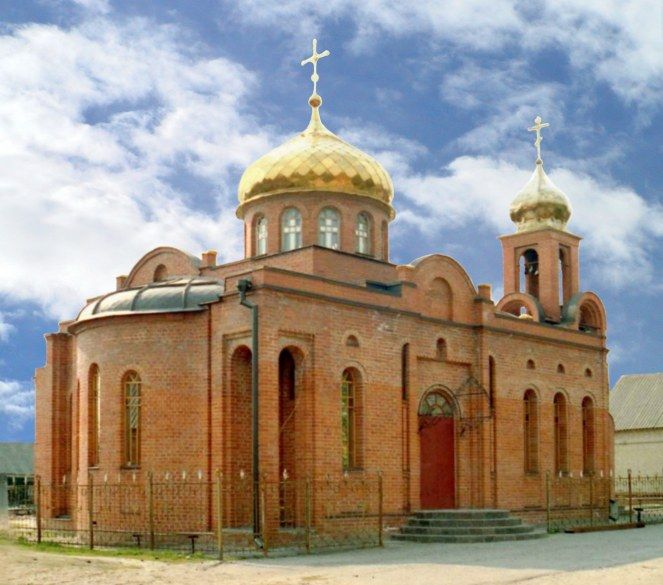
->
[[34, 47, 611, 538]]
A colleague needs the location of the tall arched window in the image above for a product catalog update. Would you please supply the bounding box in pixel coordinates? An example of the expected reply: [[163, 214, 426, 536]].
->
[[523, 389, 539, 473], [582, 396, 595, 475], [341, 368, 363, 470], [88, 365, 100, 467], [123, 371, 142, 467], [355, 213, 371, 254], [553, 393, 568, 475], [281, 208, 302, 251], [256, 216, 268, 256], [318, 208, 340, 249]]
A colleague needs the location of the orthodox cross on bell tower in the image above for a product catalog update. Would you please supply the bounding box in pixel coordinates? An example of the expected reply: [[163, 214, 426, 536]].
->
[[528, 115, 550, 164], [301, 38, 330, 96]]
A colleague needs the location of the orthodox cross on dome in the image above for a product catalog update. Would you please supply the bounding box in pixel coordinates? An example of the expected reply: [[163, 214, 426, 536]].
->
[[528, 115, 550, 164], [301, 38, 330, 98]]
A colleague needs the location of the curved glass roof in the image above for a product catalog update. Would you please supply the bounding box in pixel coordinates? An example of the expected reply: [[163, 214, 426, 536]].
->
[[77, 277, 224, 322]]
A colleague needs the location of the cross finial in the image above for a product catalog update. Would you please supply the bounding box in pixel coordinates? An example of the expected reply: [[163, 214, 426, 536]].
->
[[301, 38, 330, 98], [528, 115, 550, 164]]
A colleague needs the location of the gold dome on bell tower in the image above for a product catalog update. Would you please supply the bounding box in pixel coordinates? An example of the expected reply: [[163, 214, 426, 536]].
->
[[237, 40, 395, 218]]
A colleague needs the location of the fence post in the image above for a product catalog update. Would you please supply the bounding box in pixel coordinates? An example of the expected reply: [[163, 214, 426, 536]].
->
[[88, 474, 94, 550], [545, 471, 551, 532], [260, 478, 268, 556], [216, 472, 223, 561], [377, 471, 384, 547], [147, 471, 155, 550], [36, 476, 42, 544], [305, 476, 312, 554], [589, 474, 595, 526], [628, 469, 633, 524]]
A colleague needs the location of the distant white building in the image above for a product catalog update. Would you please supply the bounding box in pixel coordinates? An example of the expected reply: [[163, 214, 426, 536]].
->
[[610, 373, 663, 477]]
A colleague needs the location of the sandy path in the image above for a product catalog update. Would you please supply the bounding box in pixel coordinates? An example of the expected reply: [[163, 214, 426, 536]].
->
[[2, 524, 663, 585]]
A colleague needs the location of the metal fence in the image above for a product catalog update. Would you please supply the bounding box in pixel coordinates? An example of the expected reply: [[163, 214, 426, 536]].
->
[[7, 473, 383, 557], [546, 470, 663, 532]]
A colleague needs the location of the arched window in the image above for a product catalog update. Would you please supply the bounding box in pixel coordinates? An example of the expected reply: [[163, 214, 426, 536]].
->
[[318, 208, 340, 249], [355, 213, 371, 254], [346, 335, 359, 347], [523, 389, 539, 473], [519, 249, 539, 298], [123, 371, 142, 467], [585, 368, 593, 378], [553, 393, 568, 475], [582, 396, 595, 475], [401, 344, 410, 401], [341, 368, 363, 470], [153, 264, 168, 282], [281, 208, 302, 251], [256, 216, 268, 256], [88, 365, 100, 467], [559, 247, 571, 305], [436, 338, 447, 360], [526, 359, 536, 370], [557, 363, 565, 374]]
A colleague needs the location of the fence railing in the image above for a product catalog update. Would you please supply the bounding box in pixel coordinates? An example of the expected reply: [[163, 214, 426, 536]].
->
[[8, 473, 383, 557], [546, 470, 663, 532]]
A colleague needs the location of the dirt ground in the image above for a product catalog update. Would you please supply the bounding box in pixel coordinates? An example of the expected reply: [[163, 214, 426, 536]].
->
[[2, 524, 663, 585]]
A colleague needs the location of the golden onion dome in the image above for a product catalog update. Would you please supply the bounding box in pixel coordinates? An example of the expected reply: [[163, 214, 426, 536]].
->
[[510, 160, 571, 233], [510, 117, 571, 233], [237, 94, 395, 217]]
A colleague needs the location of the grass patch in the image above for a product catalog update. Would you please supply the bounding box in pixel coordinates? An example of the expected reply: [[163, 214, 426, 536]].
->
[[2, 535, 216, 563]]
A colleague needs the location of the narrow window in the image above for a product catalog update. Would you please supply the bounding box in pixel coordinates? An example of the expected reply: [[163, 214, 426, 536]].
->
[[88, 365, 100, 467], [436, 338, 447, 360], [123, 371, 142, 467], [281, 208, 302, 251], [318, 208, 340, 249], [341, 368, 363, 469], [488, 356, 496, 411], [355, 213, 371, 254], [585, 368, 593, 378], [582, 396, 595, 475], [401, 344, 410, 401], [256, 216, 268, 256], [557, 363, 565, 374], [554, 393, 568, 475], [524, 389, 539, 473], [346, 335, 359, 347], [526, 359, 535, 370]]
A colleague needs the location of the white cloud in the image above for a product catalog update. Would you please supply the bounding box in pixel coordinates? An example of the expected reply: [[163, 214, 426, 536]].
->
[[0, 17, 277, 319], [0, 380, 34, 430], [228, 0, 663, 109]]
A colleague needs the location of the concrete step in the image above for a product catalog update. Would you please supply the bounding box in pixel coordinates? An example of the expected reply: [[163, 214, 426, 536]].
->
[[392, 531, 548, 544], [410, 517, 523, 528], [399, 524, 536, 536], [413, 509, 510, 520]]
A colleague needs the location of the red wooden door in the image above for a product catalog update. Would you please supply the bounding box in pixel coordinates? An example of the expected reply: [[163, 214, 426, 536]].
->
[[420, 416, 455, 509]]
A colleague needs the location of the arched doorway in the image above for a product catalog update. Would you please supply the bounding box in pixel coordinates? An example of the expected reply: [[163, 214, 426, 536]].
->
[[419, 389, 456, 509]]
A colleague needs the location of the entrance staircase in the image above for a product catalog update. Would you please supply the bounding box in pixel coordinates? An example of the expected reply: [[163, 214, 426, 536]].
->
[[392, 509, 547, 543]]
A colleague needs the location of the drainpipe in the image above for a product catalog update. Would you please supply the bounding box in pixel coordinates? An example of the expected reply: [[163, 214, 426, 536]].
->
[[238, 279, 261, 544]]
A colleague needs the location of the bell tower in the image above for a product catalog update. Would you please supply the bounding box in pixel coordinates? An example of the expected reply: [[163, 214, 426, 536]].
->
[[500, 117, 580, 322]]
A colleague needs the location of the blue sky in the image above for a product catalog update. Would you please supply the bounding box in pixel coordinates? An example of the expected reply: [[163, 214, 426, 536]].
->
[[0, 0, 661, 441]]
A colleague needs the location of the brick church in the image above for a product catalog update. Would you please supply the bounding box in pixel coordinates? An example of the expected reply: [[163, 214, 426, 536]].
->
[[35, 43, 611, 539]]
